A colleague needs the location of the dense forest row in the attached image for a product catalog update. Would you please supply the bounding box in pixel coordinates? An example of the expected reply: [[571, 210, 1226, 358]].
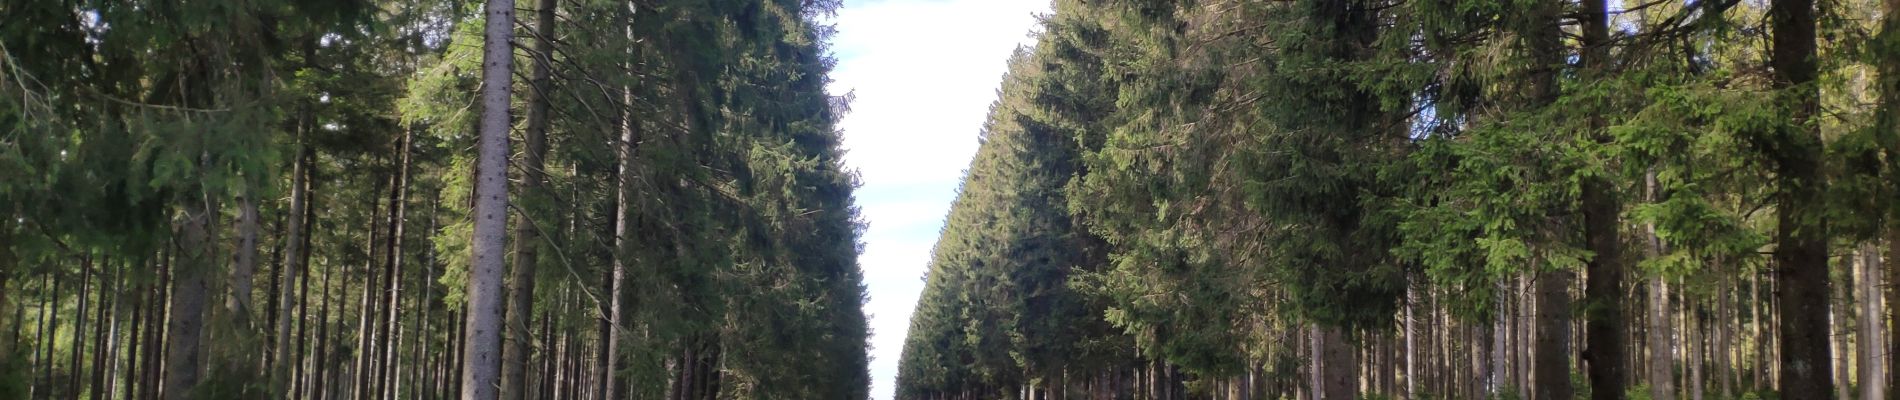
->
[[0, 0, 871, 399], [895, 0, 1899, 400]]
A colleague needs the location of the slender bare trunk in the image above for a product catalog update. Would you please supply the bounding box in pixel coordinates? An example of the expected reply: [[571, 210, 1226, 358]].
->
[[1516, 275, 1530, 394], [1876, 1, 1900, 395], [230, 191, 260, 331], [377, 125, 413, 400], [354, 195, 382, 400], [1858, 242, 1884, 400], [1890, 227, 1900, 397], [602, 3, 638, 397], [315, 262, 336, 400], [1643, 168, 1676, 400], [1690, 297, 1704, 400], [124, 262, 146, 400], [273, 143, 309, 400], [0, 216, 11, 365], [1833, 265, 1851, 400], [1404, 283, 1417, 400], [70, 256, 92, 398], [142, 251, 171, 400], [502, 0, 557, 396], [462, 0, 515, 397], [1753, 271, 1766, 391], [293, 173, 318, 400], [90, 261, 118, 400], [1716, 265, 1735, 400]]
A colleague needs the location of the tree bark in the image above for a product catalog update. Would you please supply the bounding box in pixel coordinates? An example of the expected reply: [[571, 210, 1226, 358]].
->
[[413, 196, 442, 400], [1859, 242, 1884, 400], [315, 260, 336, 400], [1317, 325, 1353, 400], [355, 194, 383, 400], [71, 256, 92, 397], [1516, 275, 1530, 394], [163, 188, 216, 400], [272, 142, 309, 400], [1509, 2, 1574, 394], [1767, 0, 1833, 397], [1690, 298, 1704, 400], [0, 214, 11, 363], [1878, 1, 1900, 395], [1890, 228, 1900, 398], [290, 170, 318, 400], [1643, 168, 1676, 400], [502, 0, 557, 396], [1833, 265, 1850, 400], [1404, 283, 1417, 400], [90, 260, 117, 400], [1537, 270, 1573, 400], [602, 3, 640, 397], [142, 251, 170, 400], [124, 263, 146, 400], [1753, 271, 1766, 392], [1577, 0, 1626, 397], [230, 190, 260, 332], [463, 0, 515, 397], [1716, 265, 1735, 400], [538, 289, 557, 400], [377, 123, 414, 400]]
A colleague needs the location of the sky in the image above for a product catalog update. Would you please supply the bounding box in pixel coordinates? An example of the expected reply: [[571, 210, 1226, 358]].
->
[[823, 0, 1050, 398]]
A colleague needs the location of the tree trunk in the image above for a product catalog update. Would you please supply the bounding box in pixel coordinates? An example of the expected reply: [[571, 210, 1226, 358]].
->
[[33, 229, 55, 398], [354, 195, 382, 400], [1516, 275, 1531, 395], [1577, 0, 1626, 397], [1316, 325, 1353, 400], [1537, 269, 1574, 400], [315, 261, 335, 400], [1643, 168, 1676, 400], [451, 306, 467, 400], [1505, 4, 1574, 396], [124, 264, 146, 400], [1690, 298, 1704, 400], [502, 0, 557, 396], [1485, 292, 1499, 395], [1716, 266, 1735, 400], [1890, 227, 1900, 398], [292, 213, 314, 400], [413, 197, 441, 400], [1404, 283, 1418, 400], [71, 256, 92, 397], [602, 3, 640, 396], [1858, 242, 1884, 400], [463, 0, 515, 398], [538, 289, 557, 400], [230, 190, 260, 332], [163, 190, 217, 399], [376, 123, 414, 400], [143, 251, 172, 400], [273, 143, 309, 400], [90, 260, 118, 400], [261, 213, 284, 375], [1768, 0, 1833, 397], [0, 215, 11, 365], [1877, 0, 1900, 395], [1753, 271, 1766, 391], [1833, 264, 1851, 400]]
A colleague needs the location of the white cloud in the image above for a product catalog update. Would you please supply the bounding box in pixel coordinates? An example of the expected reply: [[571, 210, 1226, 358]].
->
[[825, 0, 1050, 398]]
